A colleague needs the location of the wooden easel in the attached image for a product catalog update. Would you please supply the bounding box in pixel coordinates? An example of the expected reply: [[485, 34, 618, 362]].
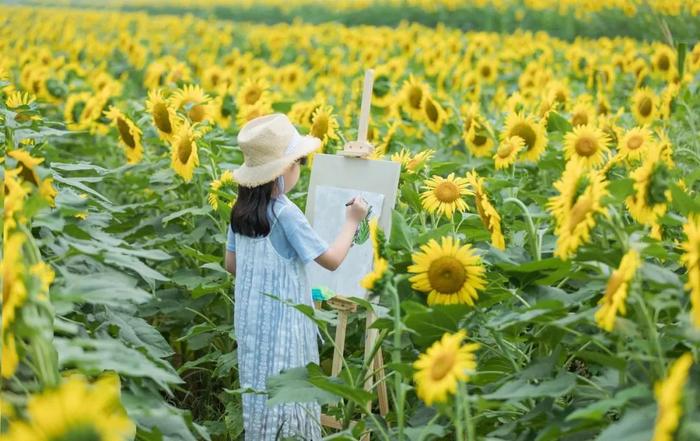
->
[[318, 69, 390, 438]]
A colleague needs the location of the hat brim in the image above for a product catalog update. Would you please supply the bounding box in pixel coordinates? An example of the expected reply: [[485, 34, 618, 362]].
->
[[232, 135, 322, 187]]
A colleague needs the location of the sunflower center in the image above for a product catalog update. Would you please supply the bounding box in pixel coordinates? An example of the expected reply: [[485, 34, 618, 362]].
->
[[554, 90, 566, 104], [244, 88, 261, 105], [497, 142, 514, 158], [408, 86, 422, 109], [575, 136, 597, 157], [116, 118, 136, 149], [472, 133, 488, 147], [657, 54, 670, 72], [639, 97, 652, 117], [177, 136, 192, 164], [428, 256, 467, 294], [188, 103, 206, 123], [510, 122, 536, 150], [18, 165, 39, 186], [434, 181, 460, 203], [425, 99, 439, 123], [627, 135, 643, 150], [568, 195, 592, 233], [430, 351, 456, 381], [480, 65, 491, 78], [312, 115, 329, 139], [153, 103, 173, 134], [571, 112, 588, 127]]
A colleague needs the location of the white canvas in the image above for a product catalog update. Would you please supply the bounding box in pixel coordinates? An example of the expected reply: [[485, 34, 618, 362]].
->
[[306, 185, 385, 299]]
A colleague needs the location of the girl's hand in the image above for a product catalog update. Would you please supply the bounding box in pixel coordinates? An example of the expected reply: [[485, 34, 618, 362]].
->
[[346, 197, 369, 223]]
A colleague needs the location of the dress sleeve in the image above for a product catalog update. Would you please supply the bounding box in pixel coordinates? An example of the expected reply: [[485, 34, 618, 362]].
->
[[279, 204, 329, 264], [226, 223, 236, 252]]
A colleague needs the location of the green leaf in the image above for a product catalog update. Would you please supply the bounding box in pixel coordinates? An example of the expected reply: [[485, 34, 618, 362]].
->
[[607, 178, 635, 202], [100, 308, 174, 359], [404, 304, 471, 347], [162, 206, 212, 223], [566, 385, 649, 422], [390, 209, 414, 250], [55, 337, 182, 392], [266, 364, 340, 406], [594, 404, 655, 441], [54, 271, 151, 307], [546, 111, 573, 133], [484, 372, 577, 400]]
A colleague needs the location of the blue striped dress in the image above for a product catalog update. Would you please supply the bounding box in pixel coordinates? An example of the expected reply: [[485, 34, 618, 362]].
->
[[233, 206, 323, 440]]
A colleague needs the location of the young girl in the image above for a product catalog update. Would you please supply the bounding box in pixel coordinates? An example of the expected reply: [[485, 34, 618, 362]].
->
[[224, 113, 368, 440]]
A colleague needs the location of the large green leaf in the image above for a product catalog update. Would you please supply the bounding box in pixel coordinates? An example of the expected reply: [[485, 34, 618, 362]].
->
[[54, 337, 182, 392], [594, 404, 656, 441], [484, 372, 577, 400]]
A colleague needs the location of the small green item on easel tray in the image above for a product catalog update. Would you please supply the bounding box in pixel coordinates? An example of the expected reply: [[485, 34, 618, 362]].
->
[[311, 286, 334, 301]]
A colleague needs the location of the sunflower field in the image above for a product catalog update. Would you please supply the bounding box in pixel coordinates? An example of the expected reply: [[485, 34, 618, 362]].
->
[[2, 1, 700, 440]]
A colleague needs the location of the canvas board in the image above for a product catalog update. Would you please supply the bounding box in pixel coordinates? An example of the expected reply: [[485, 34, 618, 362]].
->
[[305, 154, 401, 299]]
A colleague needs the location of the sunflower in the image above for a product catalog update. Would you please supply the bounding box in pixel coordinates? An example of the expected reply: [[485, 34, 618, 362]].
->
[[360, 218, 389, 292], [401, 75, 429, 120], [5, 91, 39, 123], [658, 83, 679, 120], [626, 144, 672, 226], [235, 77, 270, 108], [680, 215, 700, 327], [494, 136, 524, 169], [465, 119, 495, 158], [563, 124, 611, 168], [170, 84, 214, 124], [391, 148, 434, 174], [466, 171, 505, 250], [408, 236, 486, 306], [309, 104, 339, 147], [413, 330, 479, 406], [0, 374, 135, 441], [207, 170, 237, 210], [547, 162, 609, 260], [545, 80, 570, 109], [570, 99, 596, 127], [421, 94, 447, 133], [7, 150, 57, 206], [104, 106, 143, 164], [631, 87, 659, 126], [1, 232, 26, 379], [475, 57, 498, 84], [651, 44, 677, 81], [235, 99, 273, 128], [4, 168, 30, 237], [170, 120, 200, 182], [618, 126, 652, 162], [501, 112, 548, 162], [146, 89, 179, 141], [651, 353, 694, 441], [594, 249, 641, 332], [420, 173, 472, 219]]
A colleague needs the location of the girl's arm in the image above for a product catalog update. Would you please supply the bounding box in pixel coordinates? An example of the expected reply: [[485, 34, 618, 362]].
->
[[225, 250, 236, 275], [314, 197, 368, 271]]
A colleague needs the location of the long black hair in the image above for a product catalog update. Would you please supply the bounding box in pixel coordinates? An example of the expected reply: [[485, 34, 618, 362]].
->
[[230, 181, 276, 237]]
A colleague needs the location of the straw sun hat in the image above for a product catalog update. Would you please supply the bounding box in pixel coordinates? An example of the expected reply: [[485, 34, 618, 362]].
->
[[233, 113, 321, 187]]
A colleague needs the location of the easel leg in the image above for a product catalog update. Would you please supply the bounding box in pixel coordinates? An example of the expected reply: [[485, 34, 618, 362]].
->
[[374, 349, 389, 416], [332, 310, 348, 376]]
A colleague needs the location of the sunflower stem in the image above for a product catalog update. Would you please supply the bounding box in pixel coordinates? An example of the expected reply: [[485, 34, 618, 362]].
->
[[503, 197, 540, 260], [632, 290, 666, 378], [455, 388, 466, 441], [389, 281, 406, 440], [462, 382, 476, 441]]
